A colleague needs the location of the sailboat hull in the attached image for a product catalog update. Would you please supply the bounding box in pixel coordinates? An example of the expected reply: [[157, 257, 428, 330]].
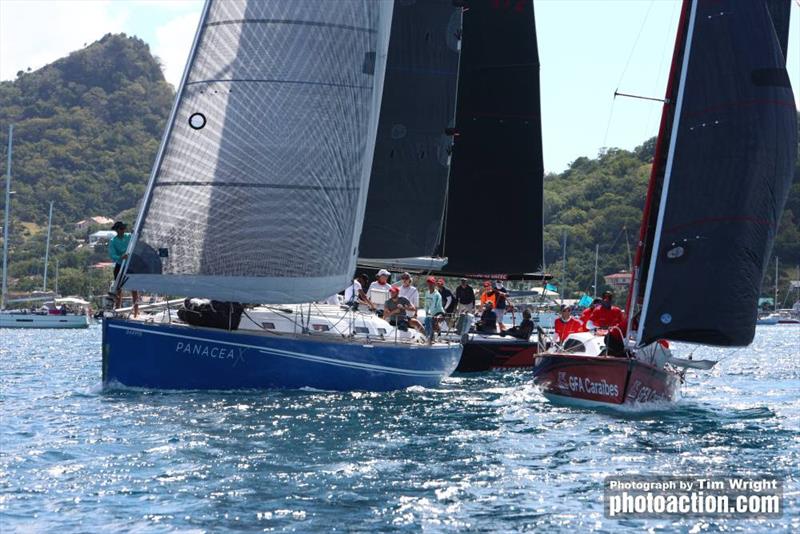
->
[[1, 312, 89, 329], [455, 336, 540, 372], [532, 353, 680, 407], [102, 318, 462, 392]]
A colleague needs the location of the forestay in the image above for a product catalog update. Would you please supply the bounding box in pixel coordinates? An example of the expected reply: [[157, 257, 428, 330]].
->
[[638, 0, 797, 347], [125, 0, 392, 303]]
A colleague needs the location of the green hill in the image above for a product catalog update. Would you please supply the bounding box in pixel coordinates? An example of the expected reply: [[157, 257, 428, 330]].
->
[[0, 33, 173, 225], [0, 35, 797, 302], [543, 126, 800, 303]]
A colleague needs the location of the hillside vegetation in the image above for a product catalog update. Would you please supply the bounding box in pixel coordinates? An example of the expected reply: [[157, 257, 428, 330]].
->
[[0, 34, 798, 303]]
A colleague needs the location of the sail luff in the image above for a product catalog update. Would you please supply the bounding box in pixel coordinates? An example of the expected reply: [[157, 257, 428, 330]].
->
[[119, 0, 213, 291], [124, 1, 394, 304], [625, 0, 693, 340], [636, 0, 700, 347]]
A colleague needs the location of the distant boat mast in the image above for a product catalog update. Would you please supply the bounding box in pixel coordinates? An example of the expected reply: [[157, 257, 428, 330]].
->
[[43, 200, 53, 291], [1, 124, 12, 310]]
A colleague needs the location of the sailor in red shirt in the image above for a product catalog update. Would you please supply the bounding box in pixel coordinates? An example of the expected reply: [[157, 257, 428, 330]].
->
[[580, 298, 601, 328], [554, 305, 584, 343], [587, 291, 627, 356]]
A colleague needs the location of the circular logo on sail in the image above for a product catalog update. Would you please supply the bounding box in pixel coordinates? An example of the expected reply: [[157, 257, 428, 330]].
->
[[189, 112, 206, 130], [660, 313, 672, 324], [391, 124, 407, 139], [666, 245, 684, 259]]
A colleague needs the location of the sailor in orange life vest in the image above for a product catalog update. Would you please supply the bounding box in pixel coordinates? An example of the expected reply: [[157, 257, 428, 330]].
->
[[585, 290, 627, 356], [554, 305, 584, 343]]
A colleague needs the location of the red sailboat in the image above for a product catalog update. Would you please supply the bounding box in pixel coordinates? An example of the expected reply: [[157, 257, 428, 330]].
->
[[534, 0, 797, 407]]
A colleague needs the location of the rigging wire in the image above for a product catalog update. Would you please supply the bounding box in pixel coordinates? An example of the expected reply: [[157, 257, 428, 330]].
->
[[642, 0, 682, 141], [602, 0, 657, 150]]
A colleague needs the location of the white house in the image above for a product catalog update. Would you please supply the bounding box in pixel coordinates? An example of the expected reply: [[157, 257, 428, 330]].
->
[[89, 230, 116, 247]]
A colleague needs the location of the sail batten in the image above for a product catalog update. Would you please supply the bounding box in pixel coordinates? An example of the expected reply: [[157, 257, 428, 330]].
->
[[637, 0, 797, 347], [125, 0, 393, 303]]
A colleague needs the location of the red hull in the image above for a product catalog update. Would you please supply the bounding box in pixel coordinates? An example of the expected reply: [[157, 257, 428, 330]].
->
[[455, 339, 540, 372], [532, 353, 680, 406]]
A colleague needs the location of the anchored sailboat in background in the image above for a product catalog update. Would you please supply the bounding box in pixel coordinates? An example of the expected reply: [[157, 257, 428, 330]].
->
[[1, 125, 90, 329], [103, 0, 465, 391], [534, 0, 797, 407]]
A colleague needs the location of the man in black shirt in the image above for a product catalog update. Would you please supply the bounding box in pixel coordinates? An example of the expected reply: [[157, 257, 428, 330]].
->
[[501, 309, 535, 340], [436, 278, 456, 315], [475, 302, 497, 333], [455, 278, 475, 315]]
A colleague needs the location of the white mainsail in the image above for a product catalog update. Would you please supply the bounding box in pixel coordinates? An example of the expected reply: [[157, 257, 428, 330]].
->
[[125, 0, 393, 303]]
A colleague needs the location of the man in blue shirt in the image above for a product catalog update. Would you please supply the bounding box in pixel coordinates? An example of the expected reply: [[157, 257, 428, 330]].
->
[[109, 221, 138, 316]]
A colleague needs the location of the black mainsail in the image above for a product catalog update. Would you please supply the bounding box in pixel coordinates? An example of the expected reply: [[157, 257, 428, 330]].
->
[[436, 0, 543, 277], [359, 1, 461, 262], [635, 0, 797, 347], [124, 1, 392, 303]]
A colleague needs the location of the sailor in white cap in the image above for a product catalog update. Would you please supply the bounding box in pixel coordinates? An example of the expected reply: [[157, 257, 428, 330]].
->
[[367, 269, 393, 310]]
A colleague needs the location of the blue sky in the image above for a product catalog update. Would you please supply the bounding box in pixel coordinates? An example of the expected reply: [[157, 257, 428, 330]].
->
[[1, 0, 798, 172]]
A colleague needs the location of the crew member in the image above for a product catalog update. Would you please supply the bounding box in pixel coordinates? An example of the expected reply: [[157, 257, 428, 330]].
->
[[109, 221, 138, 317], [424, 276, 445, 339], [383, 286, 423, 332], [367, 269, 393, 310], [479, 282, 496, 308], [475, 301, 497, 333], [554, 305, 584, 343], [397, 272, 419, 311], [455, 278, 475, 315], [502, 308, 535, 340], [436, 278, 456, 315], [587, 291, 626, 356]]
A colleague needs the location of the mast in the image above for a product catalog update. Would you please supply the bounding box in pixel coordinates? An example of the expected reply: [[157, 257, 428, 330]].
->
[[1, 124, 13, 310], [593, 243, 599, 299], [775, 256, 779, 312], [42, 200, 53, 291], [624, 0, 693, 343], [561, 229, 567, 304]]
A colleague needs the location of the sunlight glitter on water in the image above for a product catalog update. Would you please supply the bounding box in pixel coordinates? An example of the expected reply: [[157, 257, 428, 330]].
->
[[0, 325, 798, 531]]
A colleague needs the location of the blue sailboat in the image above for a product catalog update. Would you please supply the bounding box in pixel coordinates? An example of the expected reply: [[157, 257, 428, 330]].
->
[[102, 0, 464, 391]]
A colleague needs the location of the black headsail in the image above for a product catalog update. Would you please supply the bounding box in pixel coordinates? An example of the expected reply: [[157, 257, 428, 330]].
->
[[436, 0, 543, 277], [358, 1, 461, 262], [636, 0, 797, 347]]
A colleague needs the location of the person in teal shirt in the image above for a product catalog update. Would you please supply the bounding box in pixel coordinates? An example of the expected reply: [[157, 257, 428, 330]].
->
[[109, 221, 138, 316], [424, 276, 445, 341]]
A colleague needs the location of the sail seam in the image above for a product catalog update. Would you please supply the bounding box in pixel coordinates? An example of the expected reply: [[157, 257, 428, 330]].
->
[[186, 79, 372, 90], [153, 182, 358, 191], [205, 18, 377, 33]]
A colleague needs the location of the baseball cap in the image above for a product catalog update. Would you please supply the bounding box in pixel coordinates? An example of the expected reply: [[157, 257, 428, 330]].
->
[[426, 276, 436, 284], [389, 286, 399, 294], [377, 269, 391, 277]]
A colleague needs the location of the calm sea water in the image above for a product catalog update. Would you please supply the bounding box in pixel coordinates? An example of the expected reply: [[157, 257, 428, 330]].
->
[[1, 324, 798, 532]]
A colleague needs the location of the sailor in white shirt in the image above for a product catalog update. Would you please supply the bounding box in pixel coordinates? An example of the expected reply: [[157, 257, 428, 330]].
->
[[397, 272, 419, 311], [367, 269, 393, 309]]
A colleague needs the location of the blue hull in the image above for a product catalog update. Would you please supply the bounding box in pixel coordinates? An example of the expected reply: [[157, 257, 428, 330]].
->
[[102, 318, 462, 391]]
